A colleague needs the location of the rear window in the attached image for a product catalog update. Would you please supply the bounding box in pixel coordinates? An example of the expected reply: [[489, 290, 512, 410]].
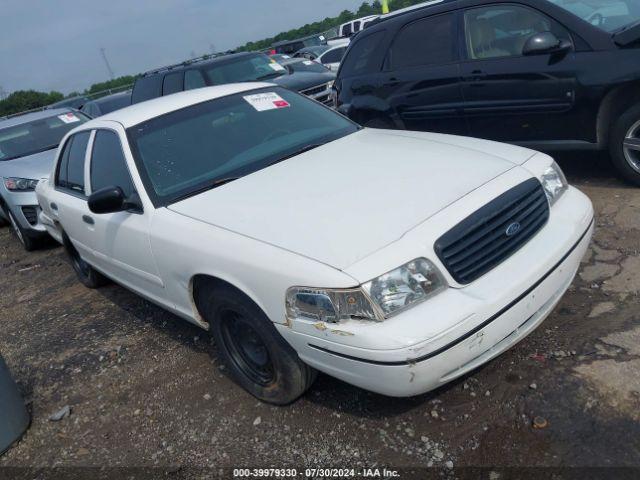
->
[[162, 72, 184, 95], [132, 75, 163, 104], [0, 112, 89, 161], [340, 31, 386, 76]]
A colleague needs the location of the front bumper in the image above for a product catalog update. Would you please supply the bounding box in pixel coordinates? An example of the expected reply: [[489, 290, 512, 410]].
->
[[278, 187, 593, 396], [300, 82, 334, 107], [0, 188, 47, 235]]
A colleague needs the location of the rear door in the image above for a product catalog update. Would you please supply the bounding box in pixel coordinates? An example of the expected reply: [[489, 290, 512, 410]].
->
[[49, 130, 97, 261], [85, 128, 166, 302], [383, 12, 468, 135], [459, 3, 579, 143]]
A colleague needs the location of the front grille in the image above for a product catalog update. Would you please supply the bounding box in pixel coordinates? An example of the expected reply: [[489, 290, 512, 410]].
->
[[434, 178, 549, 285], [21, 206, 39, 226], [301, 84, 328, 96]]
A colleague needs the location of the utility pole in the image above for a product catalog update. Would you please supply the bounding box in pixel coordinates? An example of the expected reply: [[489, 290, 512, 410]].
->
[[99, 48, 115, 80], [209, 43, 216, 55], [0, 86, 7, 100]]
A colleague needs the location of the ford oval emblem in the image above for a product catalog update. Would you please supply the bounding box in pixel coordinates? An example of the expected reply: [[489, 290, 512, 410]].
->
[[505, 222, 521, 237]]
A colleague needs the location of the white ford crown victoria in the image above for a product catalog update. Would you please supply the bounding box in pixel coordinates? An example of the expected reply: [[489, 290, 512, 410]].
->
[[36, 83, 594, 404]]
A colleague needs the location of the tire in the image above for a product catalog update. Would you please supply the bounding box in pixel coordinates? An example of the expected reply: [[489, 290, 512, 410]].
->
[[62, 233, 108, 288], [609, 103, 640, 187], [364, 116, 395, 130], [202, 285, 317, 405], [6, 210, 38, 251]]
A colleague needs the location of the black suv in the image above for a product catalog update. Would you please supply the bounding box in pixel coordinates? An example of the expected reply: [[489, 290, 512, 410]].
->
[[334, 0, 640, 185], [132, 52, 335, 107]]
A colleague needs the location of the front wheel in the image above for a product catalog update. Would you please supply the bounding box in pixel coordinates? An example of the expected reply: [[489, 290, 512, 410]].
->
[[204, 285, 316, 405], [609, 104, 640, 187], [7, 210, 37, 251]]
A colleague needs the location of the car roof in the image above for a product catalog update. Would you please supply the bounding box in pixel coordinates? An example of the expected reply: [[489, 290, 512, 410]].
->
[[0, 108, 76, 130], [94, 83, 273, 128], [91, 90, 132, 106], [142, 52, 257, 77]]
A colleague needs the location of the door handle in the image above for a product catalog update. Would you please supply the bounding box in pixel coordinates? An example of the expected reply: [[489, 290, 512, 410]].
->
[[385, 77, 400, 87], [50, 202, 58, 211], [82, 215, 94, 225], [466, 70, 488, 82]]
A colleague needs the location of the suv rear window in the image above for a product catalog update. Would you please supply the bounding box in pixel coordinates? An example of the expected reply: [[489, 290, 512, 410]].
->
[[340, 31, 386, 76], [132, 76, 163, 104]]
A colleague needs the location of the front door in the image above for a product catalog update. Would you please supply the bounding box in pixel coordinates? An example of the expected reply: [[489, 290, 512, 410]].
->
[[383, 12, 468, 136], [85, 128, 166, 304], [459, 3, 579, 144]]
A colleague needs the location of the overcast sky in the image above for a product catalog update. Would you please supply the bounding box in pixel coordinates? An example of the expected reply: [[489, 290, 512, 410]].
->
[[0, 0, 365, 95]]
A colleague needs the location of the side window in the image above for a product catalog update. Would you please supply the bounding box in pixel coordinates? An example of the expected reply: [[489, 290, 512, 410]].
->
[[389, 14, 456, 69], [322, 47, 347, 64], [131, 75, 163, 104], [90, 130, 135, 198], [464, 5, 571, 60], [56, 131, 90, 195], [340, 30, 386, 76], [184, 70, 207, 90], [162, 72, 184, 95]]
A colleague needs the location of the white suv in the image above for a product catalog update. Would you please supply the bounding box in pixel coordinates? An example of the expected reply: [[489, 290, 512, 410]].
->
[[36, 84, 593, 404]]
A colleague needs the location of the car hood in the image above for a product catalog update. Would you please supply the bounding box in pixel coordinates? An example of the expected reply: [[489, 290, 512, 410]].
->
[[0, 148, 56, 180], [168, 129, 536, 270], [273, 71, 335, 91]]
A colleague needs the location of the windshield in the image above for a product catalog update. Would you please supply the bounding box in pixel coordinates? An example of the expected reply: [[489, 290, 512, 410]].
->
[[127, 87, 358, 206], [204, 55, 287, 84], [547, 0, 639, 32], [0, 112, 88, 161]]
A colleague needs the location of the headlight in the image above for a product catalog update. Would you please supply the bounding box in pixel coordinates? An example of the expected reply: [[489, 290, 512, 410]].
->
[[362, 258, 447, 318], [287, 258, 447, 323], [4, 177, 39, 191], [286, 287, 381, 323], [540, 162, 567, 206]]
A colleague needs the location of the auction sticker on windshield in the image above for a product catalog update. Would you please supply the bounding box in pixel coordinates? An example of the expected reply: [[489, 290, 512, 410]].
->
[[243, 92, 290, 111], [269, 63, 286, 72], [57, 113, 81, 124]]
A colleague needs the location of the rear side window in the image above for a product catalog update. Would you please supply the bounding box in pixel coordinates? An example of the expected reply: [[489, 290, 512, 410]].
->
[[389, 14, 456, 69], [340, 31, 386, 76], [56, 131, 90, 195], [90, 130, 135, 198], [131, 75, 163, 104], [162, 72, 184, 95], [322, 47, 347, 64], [184, 70, 207, 90]]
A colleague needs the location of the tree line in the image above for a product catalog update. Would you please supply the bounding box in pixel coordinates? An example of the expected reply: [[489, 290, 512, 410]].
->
[[1, 0, 426, 116]]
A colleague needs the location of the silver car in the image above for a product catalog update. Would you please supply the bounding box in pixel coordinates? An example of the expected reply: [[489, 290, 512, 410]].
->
[[0, 109, 89, 250]]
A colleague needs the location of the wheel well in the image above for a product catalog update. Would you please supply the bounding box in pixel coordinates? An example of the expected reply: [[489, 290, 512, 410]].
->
[[597, 83, 640, 147], [191, 274, 252, 329]]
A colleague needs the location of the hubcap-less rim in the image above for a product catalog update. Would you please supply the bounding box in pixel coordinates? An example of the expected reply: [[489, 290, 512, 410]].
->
[[623, 120, 640, 174], [8, 212, 25, 246], [220, 311, 275, 386]]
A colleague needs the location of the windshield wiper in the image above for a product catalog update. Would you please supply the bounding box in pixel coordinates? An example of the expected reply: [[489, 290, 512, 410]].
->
[[256, 71, 286, 80], [172, 177, 240, 203], [268, 143, 325, 167]]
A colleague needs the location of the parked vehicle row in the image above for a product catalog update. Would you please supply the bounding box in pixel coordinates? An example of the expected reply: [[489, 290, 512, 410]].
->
[[333, 0, 640, 185], [29, 83, 593, 404], [131, 52, 336, 107]]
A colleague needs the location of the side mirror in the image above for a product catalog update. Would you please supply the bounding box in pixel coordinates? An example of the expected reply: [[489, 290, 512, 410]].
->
[[522, 32, 571, 56], [88, 185, 142, 215], [88, 186, 127, 214]]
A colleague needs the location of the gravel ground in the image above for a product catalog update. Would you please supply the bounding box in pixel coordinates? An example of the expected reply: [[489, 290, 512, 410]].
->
[[0, 152, 639, 478]]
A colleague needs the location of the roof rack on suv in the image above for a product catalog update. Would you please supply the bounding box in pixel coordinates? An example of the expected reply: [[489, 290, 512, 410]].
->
[[370, 0, 447, 25], [142, 51, 238, 77]]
